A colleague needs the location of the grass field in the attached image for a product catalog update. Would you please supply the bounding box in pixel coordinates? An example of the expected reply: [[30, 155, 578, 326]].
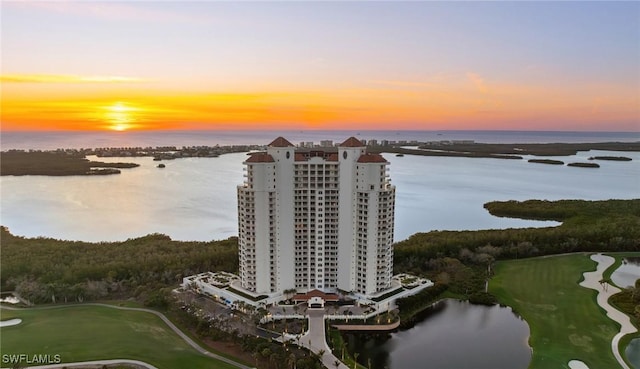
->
[[0, 305, 239, 369], [489, 254, 620, 369]]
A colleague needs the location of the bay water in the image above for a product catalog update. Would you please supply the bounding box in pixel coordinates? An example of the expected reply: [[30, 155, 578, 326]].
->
[[1, 130, 638, 368], [1, 146, 638, 242]]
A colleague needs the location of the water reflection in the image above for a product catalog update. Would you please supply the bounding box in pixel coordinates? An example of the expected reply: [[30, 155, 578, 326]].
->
[[2, 150, 639, 242], [344, 299, 531, 369], [611, 257, 640, 288], [626, 338, 640, 369]]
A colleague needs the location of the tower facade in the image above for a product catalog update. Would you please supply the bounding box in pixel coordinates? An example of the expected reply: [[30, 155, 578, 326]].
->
[[237, 137, 395, 297]]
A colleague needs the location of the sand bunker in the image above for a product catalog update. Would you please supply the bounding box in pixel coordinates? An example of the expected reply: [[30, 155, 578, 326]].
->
[[0, 318, 22, 327], [568, 360, 590, 369]]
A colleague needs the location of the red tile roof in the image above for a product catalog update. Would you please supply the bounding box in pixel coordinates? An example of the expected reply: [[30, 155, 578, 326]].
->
[[293, 289, 339, 301], [326, 153, 339, 161], [294, 153, 307, 162], [339, 137, 364, 147], [357, 153, 388, 163], [246, 152, 275, 163], [268, 137, 294, 147]]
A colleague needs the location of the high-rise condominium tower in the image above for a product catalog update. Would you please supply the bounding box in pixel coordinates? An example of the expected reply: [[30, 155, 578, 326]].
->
[[237, 137, 395, 297]]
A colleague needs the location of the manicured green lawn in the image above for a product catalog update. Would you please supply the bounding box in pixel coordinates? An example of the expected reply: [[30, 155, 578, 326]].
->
[[489, 254, 619, 369], [0, 305, 239, 369]]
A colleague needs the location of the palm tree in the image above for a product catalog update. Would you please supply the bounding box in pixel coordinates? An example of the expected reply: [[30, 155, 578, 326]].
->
[[353, 353, 360, 369], [287, 353, 297, 369], [632, 279, 640, 301], [261, 348, 272, 362]]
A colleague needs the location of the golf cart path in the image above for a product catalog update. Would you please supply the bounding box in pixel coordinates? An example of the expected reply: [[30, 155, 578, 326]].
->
[[579, 253, 637, 369], [0, 303, 252, 369]]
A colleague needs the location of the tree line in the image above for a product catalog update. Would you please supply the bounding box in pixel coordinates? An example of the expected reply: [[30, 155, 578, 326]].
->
[[395, 199, 639, 274], [0, 151, 139, 176], [393, 199, 640, 319], [2, 199, 638, 312], [0, 228, 237, 304], [170, 300, 323, 369]]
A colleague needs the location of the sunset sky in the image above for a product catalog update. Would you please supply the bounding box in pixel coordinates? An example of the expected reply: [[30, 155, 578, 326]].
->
[[1, 1, 639, 132]]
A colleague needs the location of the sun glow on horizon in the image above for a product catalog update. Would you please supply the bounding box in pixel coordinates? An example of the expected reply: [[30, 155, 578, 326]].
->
[[104, 102, 139, 131]]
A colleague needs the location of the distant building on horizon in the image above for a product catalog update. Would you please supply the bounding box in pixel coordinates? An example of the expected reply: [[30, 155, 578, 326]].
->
[[237, 136, 396, 298]]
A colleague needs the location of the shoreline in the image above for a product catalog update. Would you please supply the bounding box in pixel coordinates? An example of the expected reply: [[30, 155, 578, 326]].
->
[[2, 140, 637, 177]]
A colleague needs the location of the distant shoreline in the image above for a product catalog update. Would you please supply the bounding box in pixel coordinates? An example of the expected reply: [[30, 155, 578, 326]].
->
[[2, 130, 639, 151], [370, 141, 640, 159], [2, 141, 637, 176]]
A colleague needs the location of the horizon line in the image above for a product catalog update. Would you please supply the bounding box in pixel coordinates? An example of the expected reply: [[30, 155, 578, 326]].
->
[[2, 128, 639, 134]]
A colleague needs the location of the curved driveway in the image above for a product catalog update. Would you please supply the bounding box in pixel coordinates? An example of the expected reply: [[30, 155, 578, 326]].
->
[[297, 308, 349, 369], [0, 303, 253, 369]]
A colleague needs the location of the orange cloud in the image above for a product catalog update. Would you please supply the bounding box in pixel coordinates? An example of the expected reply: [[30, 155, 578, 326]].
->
[[1, 74, 147, 84], [466, 72, 488, 94], [1, 75, 638, 132]]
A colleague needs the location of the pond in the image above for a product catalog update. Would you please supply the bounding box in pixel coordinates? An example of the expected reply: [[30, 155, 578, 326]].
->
[[343, 299, 531, 369], [626, 338, 640, 369], [611, 257, 640, 288]]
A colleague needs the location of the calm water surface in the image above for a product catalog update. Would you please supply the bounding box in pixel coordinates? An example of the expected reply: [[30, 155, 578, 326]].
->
[[611, 257, 640, 288], [344, 299, 531, 369], [3, 130, 639, 150], [626, 338, 640, 369], [1, 149, 638, 242]]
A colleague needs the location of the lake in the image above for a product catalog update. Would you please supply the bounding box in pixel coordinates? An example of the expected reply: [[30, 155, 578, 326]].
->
[[1, 149, 638, 242], [343, 299, 531, 369], [611, 257, 640, 288]]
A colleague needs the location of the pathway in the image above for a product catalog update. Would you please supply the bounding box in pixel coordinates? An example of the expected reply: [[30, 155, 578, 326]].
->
[[579, 253, 638, 369], [0, 303, 253, 369], [298, 308, 349, 369]]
